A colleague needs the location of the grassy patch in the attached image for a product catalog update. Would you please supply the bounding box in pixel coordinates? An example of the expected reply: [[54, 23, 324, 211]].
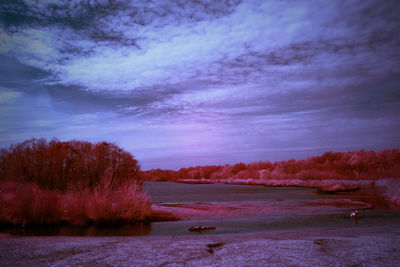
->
[[0, 180, 152, 226]]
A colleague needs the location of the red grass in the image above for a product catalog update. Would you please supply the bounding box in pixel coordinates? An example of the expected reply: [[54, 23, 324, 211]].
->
[[0, 180, 151, 226]]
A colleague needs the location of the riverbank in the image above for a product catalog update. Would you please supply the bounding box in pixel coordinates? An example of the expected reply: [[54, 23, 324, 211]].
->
[[177, 178, 400, 208], [1, 226, 399, 266], [178, 178, 372, 192]]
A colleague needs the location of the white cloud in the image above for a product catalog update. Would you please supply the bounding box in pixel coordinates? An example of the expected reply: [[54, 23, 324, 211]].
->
[[0, 28, 60, 69], [3, 0, 399, 97], [35, 1, 332, 90]]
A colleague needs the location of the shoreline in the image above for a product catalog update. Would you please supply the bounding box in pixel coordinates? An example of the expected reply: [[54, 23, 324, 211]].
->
[[174, 178, 399, 209], [1, 226, 399, 266], [176, 178, 373, 192]]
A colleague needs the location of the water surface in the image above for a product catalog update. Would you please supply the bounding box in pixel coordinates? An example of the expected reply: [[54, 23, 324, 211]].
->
[[2, 182, 399, 236]]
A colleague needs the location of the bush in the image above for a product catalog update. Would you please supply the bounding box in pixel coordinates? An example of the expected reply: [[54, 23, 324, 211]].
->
[[0, 138, 141, 191]]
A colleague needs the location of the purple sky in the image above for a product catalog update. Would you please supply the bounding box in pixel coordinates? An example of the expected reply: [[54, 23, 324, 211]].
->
[[1, 0, 400, 170]]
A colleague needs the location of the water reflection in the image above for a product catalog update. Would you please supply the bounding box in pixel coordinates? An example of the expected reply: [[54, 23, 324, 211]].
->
[[3, 223, 151, 236]]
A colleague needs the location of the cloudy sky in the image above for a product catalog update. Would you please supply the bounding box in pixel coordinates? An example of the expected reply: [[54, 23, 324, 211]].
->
[[1, 0, 399, 170]]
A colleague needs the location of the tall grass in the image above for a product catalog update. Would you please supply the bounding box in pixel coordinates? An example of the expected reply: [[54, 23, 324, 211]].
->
[[0, 180, 151, 226]]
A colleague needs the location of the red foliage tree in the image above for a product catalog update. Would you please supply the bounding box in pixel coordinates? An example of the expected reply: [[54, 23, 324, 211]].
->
[[0, 138, 141, 191]]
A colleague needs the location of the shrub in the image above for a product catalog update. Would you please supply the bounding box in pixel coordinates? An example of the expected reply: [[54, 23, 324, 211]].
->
[[0, 138, 141, 191]]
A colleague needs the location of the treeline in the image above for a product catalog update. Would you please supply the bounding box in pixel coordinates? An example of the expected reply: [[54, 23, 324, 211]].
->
[[141, 150, 400, 182], [0, 138, 141, 191]]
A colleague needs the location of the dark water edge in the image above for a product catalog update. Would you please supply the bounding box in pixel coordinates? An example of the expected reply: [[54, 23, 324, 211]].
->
[[1, 182, 398, 237], [1, 223, 152, 237], [2, 210, 400, 237]]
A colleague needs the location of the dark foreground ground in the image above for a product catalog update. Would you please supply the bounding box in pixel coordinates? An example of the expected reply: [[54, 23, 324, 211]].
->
[[1, 226, 400, 266]]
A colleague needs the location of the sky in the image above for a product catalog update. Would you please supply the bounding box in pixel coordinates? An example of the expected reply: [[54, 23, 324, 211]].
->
[[0, 0, 400, 170]]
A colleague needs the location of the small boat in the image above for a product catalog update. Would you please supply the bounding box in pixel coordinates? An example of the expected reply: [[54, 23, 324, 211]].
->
[[188, 226, 216, 232]]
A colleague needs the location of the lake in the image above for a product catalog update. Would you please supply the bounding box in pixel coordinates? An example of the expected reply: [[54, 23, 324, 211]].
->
[[2, 182, 399, 236]]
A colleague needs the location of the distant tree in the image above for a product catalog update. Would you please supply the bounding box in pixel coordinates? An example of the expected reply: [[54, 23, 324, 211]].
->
[[248, 161, 272, 171], [138, 149, 400, 182], [177, 168, 189, 180], [232, 162, 247, 175]]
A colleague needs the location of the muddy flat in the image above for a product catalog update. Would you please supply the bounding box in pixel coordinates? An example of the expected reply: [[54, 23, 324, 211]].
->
[[1, 226, 400, 266]]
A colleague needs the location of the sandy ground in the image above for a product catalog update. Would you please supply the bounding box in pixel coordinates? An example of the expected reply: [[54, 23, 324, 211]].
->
[[1, 226, 400, 266]]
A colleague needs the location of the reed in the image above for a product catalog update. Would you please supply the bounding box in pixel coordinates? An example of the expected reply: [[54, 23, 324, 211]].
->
[[0, 180, 151, 226]]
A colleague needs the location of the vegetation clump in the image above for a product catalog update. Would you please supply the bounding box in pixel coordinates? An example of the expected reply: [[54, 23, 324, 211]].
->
[[0, 138, 141, 190], [0, 138, 151, 226]]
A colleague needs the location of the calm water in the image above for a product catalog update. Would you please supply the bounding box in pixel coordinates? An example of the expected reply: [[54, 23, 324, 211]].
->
[[3, 182, 399, 236], [145, 182, 318, 203], [145, 182, 400, 236]]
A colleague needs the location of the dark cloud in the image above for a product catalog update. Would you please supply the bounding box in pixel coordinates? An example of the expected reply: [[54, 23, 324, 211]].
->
[[0, 0, 241, 49], [46, 84, 183, 115], [0, 54, 50, 90]]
